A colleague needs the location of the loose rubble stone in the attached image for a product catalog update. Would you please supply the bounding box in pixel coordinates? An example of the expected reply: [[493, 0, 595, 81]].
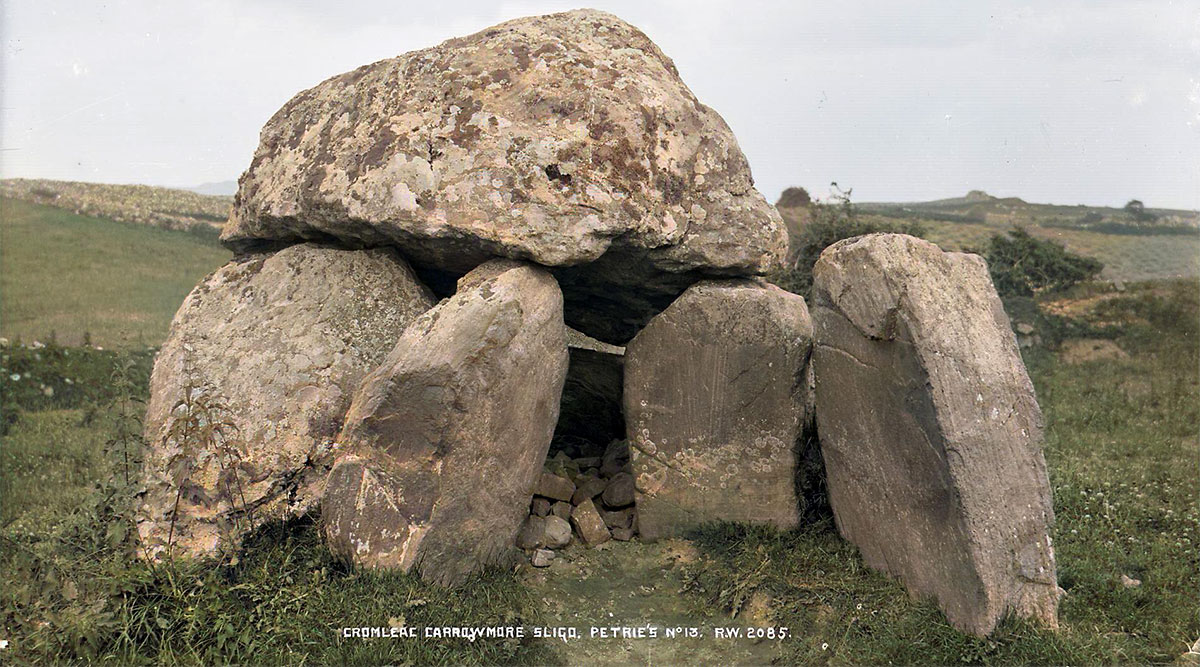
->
[[611, 527, 636, 542], [543, 516, 573, 549], [517, 515, 547, 550], [138, 244, 435, 559], [220, 9, 786, 342], [535, 471, 577, 502], [600, 440, 630, 478], [575, 456, 603, 470], [624, 279, 814, 540], [321, 260, 569, 586], [601, 472, 636, 508], [571, 500, 612, 546], [571, 477, 607, 505], [531, 498, 552, 517], [600, 507, 635, 530], [811, 233, 1061, 637], [531, 548, 555, 568], [550, 502, 572, 521]]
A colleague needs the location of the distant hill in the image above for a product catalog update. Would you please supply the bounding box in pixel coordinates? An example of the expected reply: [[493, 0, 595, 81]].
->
[[0, 198, 230, 347], [854, 190, 1200, 230], [0, 178, 232, 234], [186, 180, 238, 196], [777, 189, 1200, 282]]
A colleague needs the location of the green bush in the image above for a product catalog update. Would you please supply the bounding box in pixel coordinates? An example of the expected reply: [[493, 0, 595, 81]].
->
[[978, 227, 1103, 297], [770, 185, 925, 296]]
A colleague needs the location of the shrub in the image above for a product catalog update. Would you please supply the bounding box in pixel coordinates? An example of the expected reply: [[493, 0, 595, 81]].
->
[[776, 186, 812, 208], [1124, 199, 1157, 223], [770, 184, 925, 296], [978, 227, 1103, 297]]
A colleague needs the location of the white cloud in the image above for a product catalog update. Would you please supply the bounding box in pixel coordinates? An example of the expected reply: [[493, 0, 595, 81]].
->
[[1, 0, 1197, 208]]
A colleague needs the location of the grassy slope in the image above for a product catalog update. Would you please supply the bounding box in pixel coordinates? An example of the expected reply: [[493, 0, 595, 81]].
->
[[0, 197, 230, 347], [0, 178, 233, 232]]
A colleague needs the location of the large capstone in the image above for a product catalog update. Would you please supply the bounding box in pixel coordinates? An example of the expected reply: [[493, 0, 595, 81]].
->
[[810, 233, 1061, 637], [624, 280, 814, 540], [321, 260, 569, 585], [138, 244, 436, 559], [220, 9, 786, 342]]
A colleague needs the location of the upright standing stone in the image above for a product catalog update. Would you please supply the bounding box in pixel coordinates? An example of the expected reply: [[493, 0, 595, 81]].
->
[[321, 260, 569, 585], [624, 280, 814, 540], [810, 233, 1060, 637], [138, 244, 435, 559]]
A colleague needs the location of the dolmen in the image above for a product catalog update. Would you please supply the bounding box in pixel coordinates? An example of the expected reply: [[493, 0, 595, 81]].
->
[[137, 9, 1061, 636]]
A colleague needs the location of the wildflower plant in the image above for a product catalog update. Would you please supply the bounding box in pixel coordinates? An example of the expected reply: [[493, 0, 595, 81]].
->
[[162, 352, 253, 557]]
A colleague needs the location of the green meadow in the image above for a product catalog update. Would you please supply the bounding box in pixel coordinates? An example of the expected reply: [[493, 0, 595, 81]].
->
[[0, 192, 1196, 663], [0, 197, 229, 348]]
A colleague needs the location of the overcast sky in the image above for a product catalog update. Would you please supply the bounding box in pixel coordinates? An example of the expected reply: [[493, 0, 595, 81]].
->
[[2, 1, 1197, 208]]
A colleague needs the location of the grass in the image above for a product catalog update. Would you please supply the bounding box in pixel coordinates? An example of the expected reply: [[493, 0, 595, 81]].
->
[[0, 197, 229, 348], [1, 182, 1196, 662], [3, 281, 1195, 663], [681, 279, 1199, 664], [0, 345, 553, 664]]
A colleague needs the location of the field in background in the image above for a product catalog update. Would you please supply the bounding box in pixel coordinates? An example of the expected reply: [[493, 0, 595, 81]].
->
[[0, 178, 233, 234], [0, 198, 230, 347], [779, 191, 1200, 282], [914, 219, 1200, 282]]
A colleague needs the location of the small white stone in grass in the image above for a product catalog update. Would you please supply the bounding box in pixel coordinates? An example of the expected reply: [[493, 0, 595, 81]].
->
[[530, 549, 555, 568], [1120, 574, 1141, 588]]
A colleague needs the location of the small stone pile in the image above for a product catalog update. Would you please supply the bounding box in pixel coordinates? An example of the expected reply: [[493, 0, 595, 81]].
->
[[517, 441, 638, 567]]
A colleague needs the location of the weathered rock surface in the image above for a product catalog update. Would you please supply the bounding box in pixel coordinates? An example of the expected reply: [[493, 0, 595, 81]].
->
[[138, 244, 435, 559], [600, 507, 636, 530], [221, 9, 786, 342], [571, 477, 607, 506], [531, 548, 555, 567], [321, 260, 569, 585], [601, 472, 636, 508], [516, 515, 547, 550], [543, 515, 573, 549], [550, 502, 572, 521], [535, 471, 576, 502], [624, 279, 814, 540], [571, 500, 611, 547], [810, 233, 1060, 637]]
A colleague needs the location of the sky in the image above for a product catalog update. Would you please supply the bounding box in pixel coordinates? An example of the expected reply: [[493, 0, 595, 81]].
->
[[2, 0, 1198, 209]]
